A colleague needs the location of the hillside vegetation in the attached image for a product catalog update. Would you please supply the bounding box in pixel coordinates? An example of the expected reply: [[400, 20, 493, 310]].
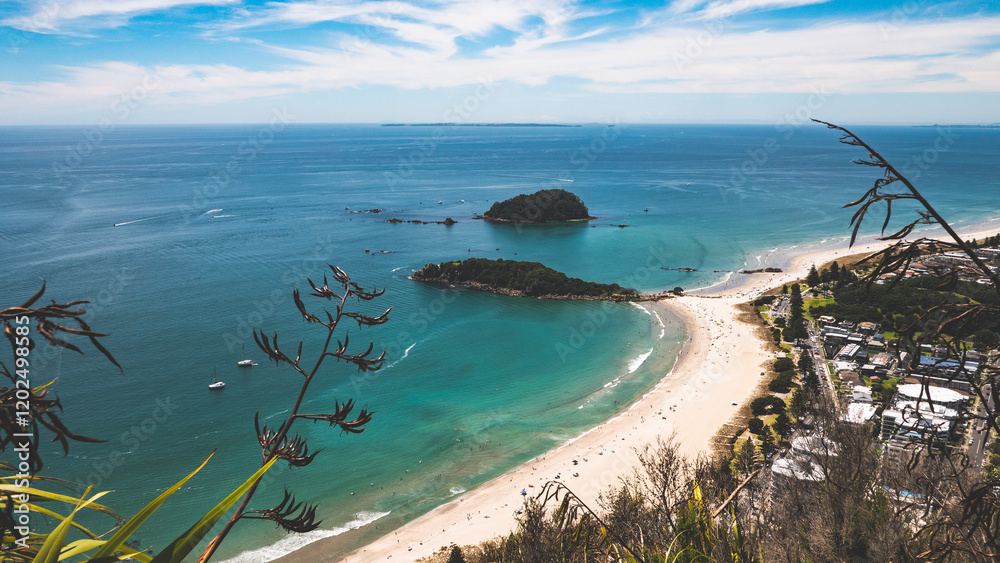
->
[[412, 258, 637, 299], [483, 189, 593, 223]]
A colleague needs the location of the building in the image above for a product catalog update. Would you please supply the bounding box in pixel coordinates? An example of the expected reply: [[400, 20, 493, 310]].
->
[[895, 383, 968, 408], [912, 356, 980, 391], [837, 343, 862, 361], [880, 383, 968, 442], [881, 406, 953, 441], [851, 386, 873, 404], [772, 436, 839, 483], [844, 402, 878, 424]]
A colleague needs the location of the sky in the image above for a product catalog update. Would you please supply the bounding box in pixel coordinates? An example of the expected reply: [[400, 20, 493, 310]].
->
[[0, 0, 998, 124]]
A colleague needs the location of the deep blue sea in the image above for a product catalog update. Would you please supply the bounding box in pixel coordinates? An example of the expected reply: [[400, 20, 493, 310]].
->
[[2, 123, 998, 561]]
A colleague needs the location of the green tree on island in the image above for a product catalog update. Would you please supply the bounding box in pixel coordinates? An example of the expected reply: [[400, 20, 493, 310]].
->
[[482, 189, 593, 223]]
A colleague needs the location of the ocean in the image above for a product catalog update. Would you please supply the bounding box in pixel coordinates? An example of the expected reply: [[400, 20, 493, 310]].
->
[[2, 123, 998, 561]]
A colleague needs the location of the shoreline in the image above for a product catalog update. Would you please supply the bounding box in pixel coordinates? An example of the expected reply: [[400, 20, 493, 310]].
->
[[274, 225, 1000, 563]]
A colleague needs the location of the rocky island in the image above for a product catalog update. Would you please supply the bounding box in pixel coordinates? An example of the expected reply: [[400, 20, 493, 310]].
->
[[481, 189, 595, 223], [411, 258, 644, 301]]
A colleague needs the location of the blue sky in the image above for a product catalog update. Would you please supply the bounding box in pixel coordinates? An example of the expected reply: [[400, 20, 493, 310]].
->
[[1, 0, 998, 124]]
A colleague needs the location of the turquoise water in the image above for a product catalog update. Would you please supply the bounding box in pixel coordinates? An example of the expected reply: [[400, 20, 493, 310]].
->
[[2, 124, 998, 560]]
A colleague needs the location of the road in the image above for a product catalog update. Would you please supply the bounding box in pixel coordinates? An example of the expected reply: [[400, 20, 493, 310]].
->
[[969, 384, 994, 467]]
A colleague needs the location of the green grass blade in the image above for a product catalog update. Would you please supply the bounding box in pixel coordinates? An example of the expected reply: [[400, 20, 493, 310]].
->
[[25, 503, 102, 539], [0, 485, 118, 518], [31, 490, 110, 563], [92, 451, 215, 559], [149, 457, 277, 563], [57, 539, 105, 560]]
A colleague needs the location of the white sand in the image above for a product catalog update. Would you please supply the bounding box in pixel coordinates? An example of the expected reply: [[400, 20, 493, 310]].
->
[[291, 226, 1000, 563]]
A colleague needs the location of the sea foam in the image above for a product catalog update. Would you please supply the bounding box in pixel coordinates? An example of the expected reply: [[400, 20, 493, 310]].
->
[[219, 511, 390, 563]]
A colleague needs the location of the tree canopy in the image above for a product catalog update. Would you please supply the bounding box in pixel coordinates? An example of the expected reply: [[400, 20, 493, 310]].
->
[[412, 258, 638, 298], [483, 189, 592, 223]]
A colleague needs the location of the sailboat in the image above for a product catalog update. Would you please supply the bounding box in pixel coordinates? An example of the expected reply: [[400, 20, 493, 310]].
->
[[237, 344, 258, 367], [209, 367, 225, 390]]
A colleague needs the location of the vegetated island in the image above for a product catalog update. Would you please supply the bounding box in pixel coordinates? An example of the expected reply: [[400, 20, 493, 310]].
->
[[412, 258, 661, 301], [481, 189, 596, 224]]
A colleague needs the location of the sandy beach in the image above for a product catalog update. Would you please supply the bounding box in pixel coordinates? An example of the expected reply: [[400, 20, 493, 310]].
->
[[279, 225, 1000, 563]]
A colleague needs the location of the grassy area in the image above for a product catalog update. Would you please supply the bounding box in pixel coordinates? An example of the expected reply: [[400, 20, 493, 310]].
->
[[803, 296, 835, 322]]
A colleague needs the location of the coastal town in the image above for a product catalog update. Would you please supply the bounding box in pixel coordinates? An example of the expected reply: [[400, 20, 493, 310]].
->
[[752, 237, 1000, 497]]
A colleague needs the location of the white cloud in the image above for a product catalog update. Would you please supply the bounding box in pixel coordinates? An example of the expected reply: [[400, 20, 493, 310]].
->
[[1, 6, 998, 121], [698, 0, 831, 20], [4, 0, 238, 33]]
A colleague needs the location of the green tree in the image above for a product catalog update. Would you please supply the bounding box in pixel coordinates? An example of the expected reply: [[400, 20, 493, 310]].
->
[[807, 265, 821, 287], [774, 357, 796, 372], [830, 261, 841, 281], [758, 426, 777, 457], [974, 329, 999, 351], [483, 189, 591, 223], [447, 545, 467, 563], [789, 389, 807, 418], [748, 417, 764, 434], [774, 414, 792, 439], [735, 439, 759, 474]]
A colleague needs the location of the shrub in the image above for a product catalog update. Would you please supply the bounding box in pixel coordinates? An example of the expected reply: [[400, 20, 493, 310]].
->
[[774, 357, 795, 372]]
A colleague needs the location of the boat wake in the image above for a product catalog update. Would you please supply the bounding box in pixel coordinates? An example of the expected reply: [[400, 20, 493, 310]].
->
[[113, 216, 159, 227], [383, 343, 416, 370], [492, 173, 574, 183], [220, 511, 390, 563], [205, 208, 223, 214]]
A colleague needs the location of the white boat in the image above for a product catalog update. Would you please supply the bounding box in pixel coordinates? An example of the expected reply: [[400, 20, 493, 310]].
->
[[237, 345, 258, 367], [209, 366, 225, 389]]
